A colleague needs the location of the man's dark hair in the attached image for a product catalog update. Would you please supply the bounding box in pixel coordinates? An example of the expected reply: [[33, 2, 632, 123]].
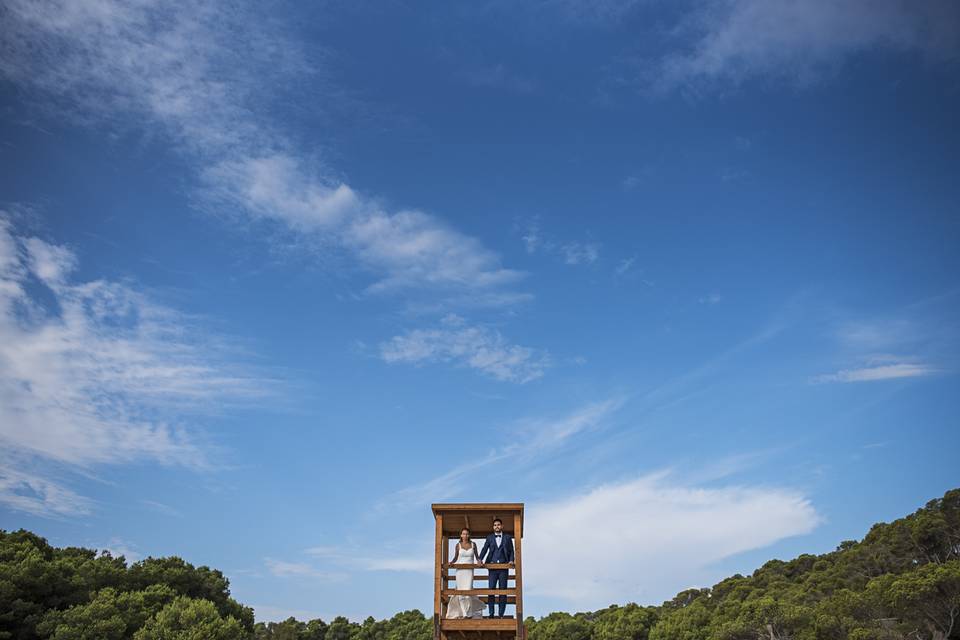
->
[[493, 518, 502, 525]]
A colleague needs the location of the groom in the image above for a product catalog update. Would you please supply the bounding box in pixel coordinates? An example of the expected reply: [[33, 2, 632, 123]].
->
[[479, 517, 514, 618]]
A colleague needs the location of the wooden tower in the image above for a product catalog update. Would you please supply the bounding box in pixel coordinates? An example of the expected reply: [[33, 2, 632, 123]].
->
[[433, 503, 525, 640]]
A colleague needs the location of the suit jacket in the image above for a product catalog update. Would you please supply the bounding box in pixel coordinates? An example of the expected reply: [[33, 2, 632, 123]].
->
[[479, 532, 514, 564]]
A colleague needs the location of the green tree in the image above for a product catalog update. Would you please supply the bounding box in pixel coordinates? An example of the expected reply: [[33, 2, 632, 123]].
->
[[133, 596, 245, 640], [592, 604, 658, 640], [36, 585, 176, 640], [529, 612, 591, 640], [326, 616, 359, 640], [868, 560, 960, 640], [128, 557, 254, 631], [648, 599, 710, 640], [383, 611, 430, 640]]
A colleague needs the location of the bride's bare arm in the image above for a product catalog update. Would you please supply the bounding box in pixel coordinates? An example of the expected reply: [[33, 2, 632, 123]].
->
[[473, 542, 483, 566], [450, 545, 459, 565]]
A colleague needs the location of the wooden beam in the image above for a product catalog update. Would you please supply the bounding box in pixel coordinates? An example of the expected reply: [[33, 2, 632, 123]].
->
[[513, 513, 523, 639], [434, 513, 443, 620], [441, 589, 516, 596], [443, 575, 515, 583]]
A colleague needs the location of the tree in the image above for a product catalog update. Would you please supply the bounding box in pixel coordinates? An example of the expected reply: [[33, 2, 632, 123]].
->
[[869, 560, 960, 640], [528, 612, 590, 640], [326, 616, 359, 640], [128, 557, 254, 631], [133, 596, 245, 640], [592, 604, 658, 640], [36, 585, 176, 640]]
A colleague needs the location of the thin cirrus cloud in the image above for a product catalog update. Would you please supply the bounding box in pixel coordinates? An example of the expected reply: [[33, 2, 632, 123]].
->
[[0, 216, 267, 516], [380, 314, 550, 384], [519, 218, 600, 267], [0, 465, 93, 518], [304, 546, 433, 574], [523, 471, 821, 607], [1, 0, 523, 300], [811, 361, 940, 384], [653, 0, 960, 89], [375, 398, 623, 513], [263, 558, 348, 581]]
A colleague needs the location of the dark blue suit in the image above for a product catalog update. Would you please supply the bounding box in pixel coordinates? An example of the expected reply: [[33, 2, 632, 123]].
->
[[479, 532, 514, 617]]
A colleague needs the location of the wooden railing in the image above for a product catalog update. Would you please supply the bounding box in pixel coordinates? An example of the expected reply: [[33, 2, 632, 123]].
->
[[444, 563, 516, 586]]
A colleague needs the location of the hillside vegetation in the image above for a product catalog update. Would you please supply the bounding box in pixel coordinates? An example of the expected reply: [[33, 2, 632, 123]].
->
[[2, 488, 957, 640]]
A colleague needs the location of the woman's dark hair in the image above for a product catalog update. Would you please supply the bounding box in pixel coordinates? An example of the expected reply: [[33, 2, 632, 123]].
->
[[460, 527, 470, 535], [493, 518, 502, 525]]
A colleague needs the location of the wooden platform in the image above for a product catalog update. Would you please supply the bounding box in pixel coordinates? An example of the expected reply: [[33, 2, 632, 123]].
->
[[441, 619, 516, 631], [440, 618, 522, 640]]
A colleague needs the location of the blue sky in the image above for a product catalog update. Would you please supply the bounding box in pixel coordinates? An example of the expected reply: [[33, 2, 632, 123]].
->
[[1, 0, 959, 622]]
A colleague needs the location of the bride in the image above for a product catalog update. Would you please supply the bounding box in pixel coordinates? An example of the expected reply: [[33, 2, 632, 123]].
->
[[446, 528, 484, 619]]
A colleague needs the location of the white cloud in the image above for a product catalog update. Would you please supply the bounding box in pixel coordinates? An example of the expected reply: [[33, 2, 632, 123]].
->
[[524, 472, 820, 607], [562, 242, 600, 265], [304, 546, 433, 574], [0, 464, 93, 517], [204, 155, 359, 231], [836, 320, 916, 350], [517, 218, 600, 268], [141, 499, 184, 518], [657, 0, 960, 89], [0, 217, 267, 516], [380, 314, 549, 383], [1, 0, 522, 300], [811, 361, 940, 383], [520, 219, 543, 254], [100, 537, 141, 562], [379, 398, 623, 512], [344, 211, 522, 293], [264, 558, 347, 581], [614, 256, 636, 275]]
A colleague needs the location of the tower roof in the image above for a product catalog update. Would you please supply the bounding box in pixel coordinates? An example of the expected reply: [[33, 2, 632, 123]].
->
[[431, 503, 524, 537]]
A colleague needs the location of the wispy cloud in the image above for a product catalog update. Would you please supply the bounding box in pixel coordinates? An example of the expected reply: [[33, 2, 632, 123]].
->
[[516, 218, 601, 267], [304, 546, 432, 574], [264, 558, 348, 581], [0, 464, 93, 517], [100, 537, 141, 562], [1, 0, 523, 301], [655, 0, 960, 90], [0, 216, 267, 516], [614, 256, 636, 276], [141, 499, 184, 518], [380, 314, 550, 383], [811, 361, 940, 384], [524, 471, 820, 606], [817, 312, 952, 384], [378, 398, 623, 512], [561, 242, 600, 266]]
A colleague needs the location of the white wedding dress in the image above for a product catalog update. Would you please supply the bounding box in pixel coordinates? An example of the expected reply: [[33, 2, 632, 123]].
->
[[445, 544, 484, 619]]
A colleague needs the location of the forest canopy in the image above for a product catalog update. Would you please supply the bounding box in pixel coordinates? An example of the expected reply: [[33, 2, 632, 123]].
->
[[2, 488, 957, 639]]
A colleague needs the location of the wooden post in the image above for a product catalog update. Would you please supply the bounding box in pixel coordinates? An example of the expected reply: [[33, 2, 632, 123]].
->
[[513, 513, 523, 639], [435, 513, 443, 640]]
